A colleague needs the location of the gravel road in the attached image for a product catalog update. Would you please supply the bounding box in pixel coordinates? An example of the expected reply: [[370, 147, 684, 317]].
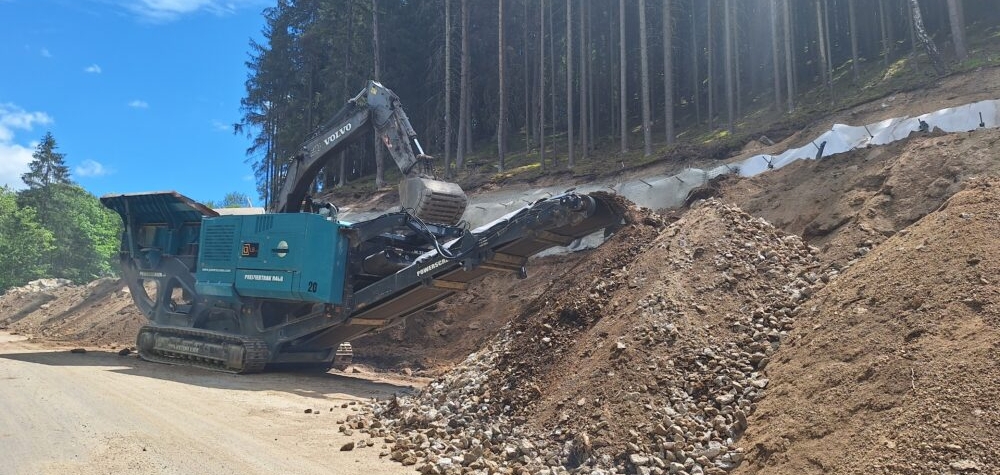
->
[[0, 332, 419, 475]]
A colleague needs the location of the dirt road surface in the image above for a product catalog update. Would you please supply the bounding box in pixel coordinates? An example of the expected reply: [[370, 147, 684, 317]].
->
[[0, 333, 419, 475]]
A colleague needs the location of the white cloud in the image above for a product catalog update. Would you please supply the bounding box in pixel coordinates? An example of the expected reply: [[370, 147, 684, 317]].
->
[[122, 0, 266, 22], [0, 103, 53, 190], [128, 100, 149, 109], [211, 119, 231, 132], [40, 48, 52, 58], [0, 143, 35, 190], [74, 159, 112, 178], [0, 104, 53, 140], [84, 64, 102, 74]]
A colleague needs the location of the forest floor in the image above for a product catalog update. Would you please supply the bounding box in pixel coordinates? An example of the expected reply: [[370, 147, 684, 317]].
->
[[3, 66, 1000, 474]]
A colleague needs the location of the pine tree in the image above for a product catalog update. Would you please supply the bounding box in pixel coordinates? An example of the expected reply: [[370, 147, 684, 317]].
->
[[771, 0, 782, 111], [619, 0, 627, 155], [662, 0, 674, 144], [444, 0, 453, 177], [849, 0, 860, 83], [566, 0, 575, 168], [539, 0, 547, 170], [372, 0, 386, 188], [21, 132, 71, 190], [497, 0, 506, 172], [639, 0, 652, 157], [457, 0, 470, 170], [816, 0, 830, 88], [947, 0, 968, 61], [909, 0, 946, 75], [578, 0, 588, 159], [784, 0, 794, 112], [724, 0, 734, 134]]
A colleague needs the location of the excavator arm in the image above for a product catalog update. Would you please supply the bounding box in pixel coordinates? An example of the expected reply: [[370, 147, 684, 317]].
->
[[273, 81, 467, 224]]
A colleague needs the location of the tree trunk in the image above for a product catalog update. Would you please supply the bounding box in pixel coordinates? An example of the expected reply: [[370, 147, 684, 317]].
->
[[578, 0, 588, 159], [339, 0, 356, 187], [824, 0, 832, 85], [784, 0, 794, 112], [816, 0, 829, 87], [849, 0, 860, 83], [947, 0, 968, 60], [879, 0, 890, 67], [691, 4, 701, 124], [909, 0, 946, 75], [724, 0, 734, 133], [610, 4, 618, 144], [566, 0, 575, 168], [444, 0, 452, 177], [587, 1, 595, 152], [539, 0, 546, 170], [372, 0, 385, 189], [619, 0, 627, 155], [549, 0, 556, 165], [733, 0, 742, 118], [457, 0, 469, 169], [707, 0, 714, 130], [524, 0, 531, 151], [771, 0, 782, 111], [907, 0, 919, 73], [497, 0, 506, 173], [662, 0, 674, 144], [639, 0, 652, 157]]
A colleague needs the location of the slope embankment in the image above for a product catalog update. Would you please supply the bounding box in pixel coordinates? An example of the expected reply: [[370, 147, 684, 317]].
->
[[734, 178, 1000, 475]]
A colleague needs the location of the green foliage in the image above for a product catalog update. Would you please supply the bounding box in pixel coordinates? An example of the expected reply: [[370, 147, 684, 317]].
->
[[0, 188, 55, 293], [18, 184, 121, 283], [221, 191, 251, 208], [201, 192, 252, 209], [0, 132, 123, 290]]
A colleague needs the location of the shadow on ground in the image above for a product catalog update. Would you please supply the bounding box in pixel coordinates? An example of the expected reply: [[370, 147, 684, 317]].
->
[[0, 348, 420, 401]]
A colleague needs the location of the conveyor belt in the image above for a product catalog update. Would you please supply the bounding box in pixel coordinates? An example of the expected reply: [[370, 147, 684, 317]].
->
[[335, 192, 625, 338]]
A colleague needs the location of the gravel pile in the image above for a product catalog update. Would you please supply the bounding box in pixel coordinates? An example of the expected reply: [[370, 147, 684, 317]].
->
[[340, 199, 841, 475]]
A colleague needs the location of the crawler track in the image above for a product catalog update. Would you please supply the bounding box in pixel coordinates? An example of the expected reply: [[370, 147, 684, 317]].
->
[[136, 325, 269, 374]]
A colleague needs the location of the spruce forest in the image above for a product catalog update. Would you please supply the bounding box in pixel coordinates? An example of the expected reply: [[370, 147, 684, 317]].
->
[[238, 0, 999, 208]]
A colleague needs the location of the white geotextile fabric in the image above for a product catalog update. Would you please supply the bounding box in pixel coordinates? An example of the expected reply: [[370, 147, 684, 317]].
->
[[457, 98, 1000, 229], [335, 99, 999, 232], [732, 99, 1000, 179]]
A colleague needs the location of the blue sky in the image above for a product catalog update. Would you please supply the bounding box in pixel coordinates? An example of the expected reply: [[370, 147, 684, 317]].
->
[[0, 0, 270, 205]]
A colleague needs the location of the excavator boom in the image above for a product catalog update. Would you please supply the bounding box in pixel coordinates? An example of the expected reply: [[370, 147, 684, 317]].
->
[[274, 81, 467, 225]]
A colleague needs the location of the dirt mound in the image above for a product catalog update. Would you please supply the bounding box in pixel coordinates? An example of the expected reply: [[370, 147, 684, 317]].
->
[[349, 199, 831, 474], [734, 178, 1000, 475], [353, 253, 581, 372], [721, 127, 1000, 268], [0, 277, 144, 349]]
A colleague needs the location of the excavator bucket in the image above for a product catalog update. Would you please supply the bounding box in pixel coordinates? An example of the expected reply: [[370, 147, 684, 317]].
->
[[399, 176, 469, 225]]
